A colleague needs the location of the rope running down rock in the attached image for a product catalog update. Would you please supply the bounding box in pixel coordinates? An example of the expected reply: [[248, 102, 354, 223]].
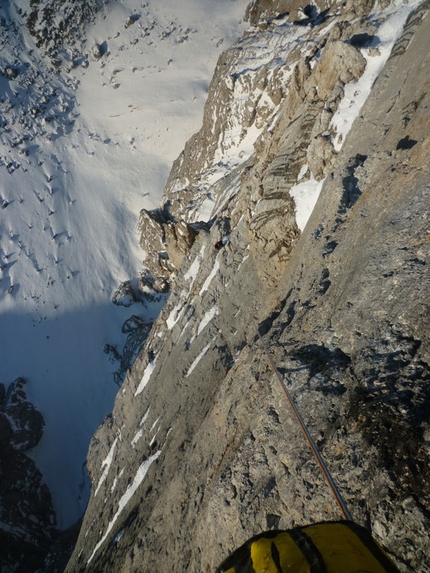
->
[[257, 330, 353, 522]]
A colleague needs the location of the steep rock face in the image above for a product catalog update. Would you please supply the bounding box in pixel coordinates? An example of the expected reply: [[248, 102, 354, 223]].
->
[[66, 2, 430, 573], [158, 0, 389, 289], [162, 0, 373, 220], [0, 378, 58, 572]]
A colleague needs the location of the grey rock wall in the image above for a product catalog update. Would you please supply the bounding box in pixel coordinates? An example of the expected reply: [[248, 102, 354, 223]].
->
[[66, 1, 430, 572]]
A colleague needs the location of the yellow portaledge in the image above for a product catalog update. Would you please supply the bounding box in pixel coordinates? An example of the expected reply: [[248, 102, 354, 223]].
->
[[216, 521, 401, 573]]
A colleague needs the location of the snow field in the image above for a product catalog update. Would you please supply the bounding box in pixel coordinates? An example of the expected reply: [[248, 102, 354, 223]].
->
[[330, 0, 424, 151]]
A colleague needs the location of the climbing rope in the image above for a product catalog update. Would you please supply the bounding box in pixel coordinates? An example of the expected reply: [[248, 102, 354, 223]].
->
[[257, 330, 353, 522]]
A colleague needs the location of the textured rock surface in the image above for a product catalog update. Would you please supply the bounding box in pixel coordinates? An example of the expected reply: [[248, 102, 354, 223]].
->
[[66, 2, 430, 573]]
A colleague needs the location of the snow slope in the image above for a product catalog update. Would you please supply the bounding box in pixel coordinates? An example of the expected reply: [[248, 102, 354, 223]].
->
[[0, 0, 247, 529]]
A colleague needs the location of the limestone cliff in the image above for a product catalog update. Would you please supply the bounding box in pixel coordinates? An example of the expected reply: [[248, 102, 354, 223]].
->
[[66, 1, 430, 572]]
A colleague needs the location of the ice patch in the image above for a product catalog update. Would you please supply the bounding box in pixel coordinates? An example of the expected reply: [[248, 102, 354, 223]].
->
[[150, 417, 160, 433], [298, 164, 309, 181], [289, 176, 326, 232], [131, 409, 153, 446], [197, 305, 219, 336], [186, 343, 212, 377], [166, 302, 185, 330], [94, 437, 118, 497], [135, 358, 157, 396], [139, 408, 151, 427], [184, 244, 206, 291], [88, 450, 161, 564], [199, 259, 221, 295], [110, 477, 118, 493], [131, 430, 143, 448], [198, 194, 216, 222]]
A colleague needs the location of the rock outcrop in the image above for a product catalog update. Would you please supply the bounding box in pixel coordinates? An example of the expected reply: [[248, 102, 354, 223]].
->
[[0, 378, 58, 572], [138, 205, 208, 292], [66, 1, 430, 572]]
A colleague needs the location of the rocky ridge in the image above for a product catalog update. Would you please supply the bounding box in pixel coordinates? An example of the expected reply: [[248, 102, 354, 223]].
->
[[66, 1, 430, 573], [142, 0, 403, 289]]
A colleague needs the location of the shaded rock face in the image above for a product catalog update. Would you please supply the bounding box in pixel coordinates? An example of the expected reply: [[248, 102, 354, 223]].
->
[[109, 284, 156, 387], [66, 2, 430, 573], [112, 280, 139, 308], [113, 316, 153, 387], [0, 377, 44, 451], [0, 378, 58, 572]]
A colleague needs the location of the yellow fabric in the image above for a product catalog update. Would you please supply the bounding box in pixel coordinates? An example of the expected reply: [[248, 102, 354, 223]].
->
[[303, 523, 391, 573], [216, 522, 400, 573], [250, 533, 309, 573]]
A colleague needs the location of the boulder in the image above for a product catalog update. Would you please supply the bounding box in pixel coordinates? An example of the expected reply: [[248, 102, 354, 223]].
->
[[124, 14, 140, 28], [309, 40, 367, 101], [91, 42, 105, 60]]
